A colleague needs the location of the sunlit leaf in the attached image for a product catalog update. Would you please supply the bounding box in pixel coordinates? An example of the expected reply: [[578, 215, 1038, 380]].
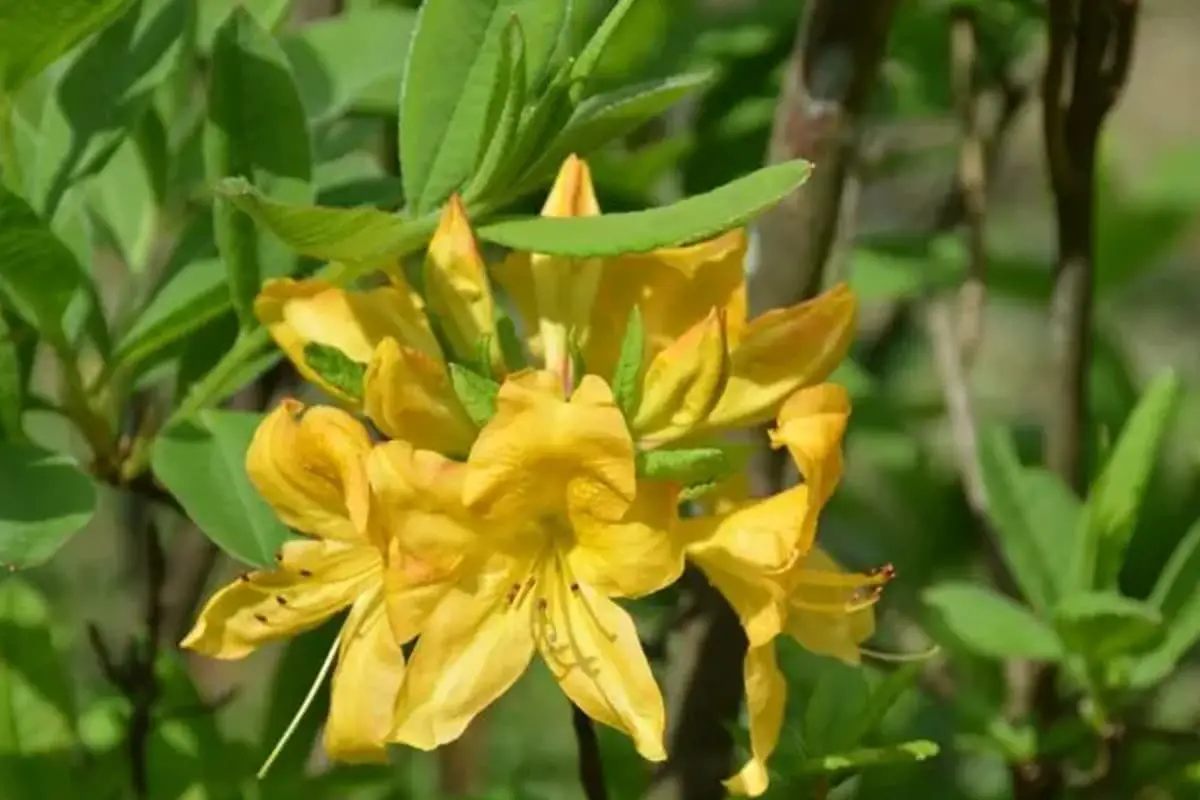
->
[[0, 442, 96, 568], [925, 583, 1062, 661]]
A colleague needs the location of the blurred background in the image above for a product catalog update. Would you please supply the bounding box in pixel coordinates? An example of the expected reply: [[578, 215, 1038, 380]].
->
[[16, 0, 1200, 798]]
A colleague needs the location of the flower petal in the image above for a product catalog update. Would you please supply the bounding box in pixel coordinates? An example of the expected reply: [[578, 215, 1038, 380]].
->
[[463, 373, 636, 540], [703, 283, 856, 430], [247, 400, 372, 542], [691, 556, 784, 648], [784, 548, 877, 664], [180, 538, 377, 659], [528, 156, 603, 377], [363, 337, 476, 454], [632, 308, 729, 445], [723, 644, 786, 797], [684, 484, 811, 574], [367, 441, 480, 641], [568, 479, 684, 598], [390, 554, 535, 750], [424, 196, 496, 366], [255, 278, 439, 401], [585, 229, 747, 380], [768, 382, 850, 510], [324, 592, 405, 763], [540, 559, 666, 761]]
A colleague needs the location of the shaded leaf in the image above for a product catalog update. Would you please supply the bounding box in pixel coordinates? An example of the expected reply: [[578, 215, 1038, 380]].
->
[[1053, 591, 1163, 661], [0, 0, 129, 93], [0, 442, 96, 569], [793, 740, 940, 776], [152, 409, 292, 567], [924, 583, 1062, 661]]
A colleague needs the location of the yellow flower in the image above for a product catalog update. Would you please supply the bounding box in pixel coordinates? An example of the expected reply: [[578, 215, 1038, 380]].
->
[[181, 400, 401, 762], [387, 370, 682, 761], [494, 155, 858, 444], [681, 384, 892, 796]]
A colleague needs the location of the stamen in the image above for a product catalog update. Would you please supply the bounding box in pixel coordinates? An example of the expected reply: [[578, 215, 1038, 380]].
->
[[299, 569, 313, 578], [792, 562, 896, 588], [257, 629, 342, 779], [254, 613, 268, 623], [275, 596, 288, 606], [504, 583, 521, 607], [238, 573, 251, 582]]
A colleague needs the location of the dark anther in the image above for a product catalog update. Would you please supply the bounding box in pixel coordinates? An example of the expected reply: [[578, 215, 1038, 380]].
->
[[254, 613, 268, 623], [275, 596, 288, 606], [299, 569, 313, 577]]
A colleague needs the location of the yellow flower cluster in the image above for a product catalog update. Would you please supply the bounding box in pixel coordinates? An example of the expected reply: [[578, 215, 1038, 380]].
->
[[182, 156, 891, 795]]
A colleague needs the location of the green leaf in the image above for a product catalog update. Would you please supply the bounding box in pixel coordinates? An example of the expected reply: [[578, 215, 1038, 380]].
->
[[976, 427, 1061, 612], [610, 305, 644, 420], [303, 343, 365, 400], [218, 178, 437, 270], [924, 582, 1062, 661], [517, 71, 713, 193], [793, 740, 940, 776], [844, 662, 924, 746], [0, 183, 90, 347], [400, 0, 564, 214], [803, 663, 870, 755], [196, 0, 290, 53], [152, 409, 293, 567], [31, 0, 189, 216], [463, 16, 527, 203], [1130, 520, 1200, 688], [0, 443, 95, 569], [207, 7, 313, 329], [87, 136, 157, 274], [448, 363, 499, 428], [636, 445, 746, 487], [281, 6, 417, 122], [1053, 591, 1163, 661], [569, 0, 637, 89], [0, 0, 130, 93], [1073, 370, 1181, 591], [0, 579, 78, 797], [114, 258, 229, 375], [479, 159, 812, 255]]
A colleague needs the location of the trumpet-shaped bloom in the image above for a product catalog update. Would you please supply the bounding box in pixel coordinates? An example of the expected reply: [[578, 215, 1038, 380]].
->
[[181, 400, 402, 762], [682, 384, 891, 796], [387, 371, 681, 761], [494, 155, 858, 445]]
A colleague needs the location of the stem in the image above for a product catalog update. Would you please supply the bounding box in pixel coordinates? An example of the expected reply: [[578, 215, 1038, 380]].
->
[[572, 704, 608, 800], [0, 92, 24, 193]]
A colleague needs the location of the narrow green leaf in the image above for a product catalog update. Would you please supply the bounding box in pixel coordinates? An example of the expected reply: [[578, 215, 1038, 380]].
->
[[1131, 518, 1200, 688], [464, 17, 527, 203], [400, 0, 564, 213], [87, 137, 157, 274], [114, 259, 229, 374], [0, 579, 78, 797], [304, 343, 366, 401], [0, 183, 89, 346], [635, 445, 744, 487], [1053, 591, 1163, 661], [0, 0, 130, 92], [610, 305, 644, 420], [924, 583, 1063, 661], [569, 0, 637, 88], [218, 179, 437, 269], [0, 442, 96, 569], [518, 71, 713, 193], [281, 7, 417, 122], [794, 740, 940, 776], [976, 427, 1061, 612], [152, 410, 293, 567], [1150, 517, 1200, 617], [448, 363, 499, 428], [479, 159, 812, 256], [1074, 370, 1181, 591], [207, 7, 313, 329]]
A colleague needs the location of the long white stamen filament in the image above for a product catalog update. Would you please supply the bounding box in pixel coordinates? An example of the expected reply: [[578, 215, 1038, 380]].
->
[[256, 629, 342, 780]]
